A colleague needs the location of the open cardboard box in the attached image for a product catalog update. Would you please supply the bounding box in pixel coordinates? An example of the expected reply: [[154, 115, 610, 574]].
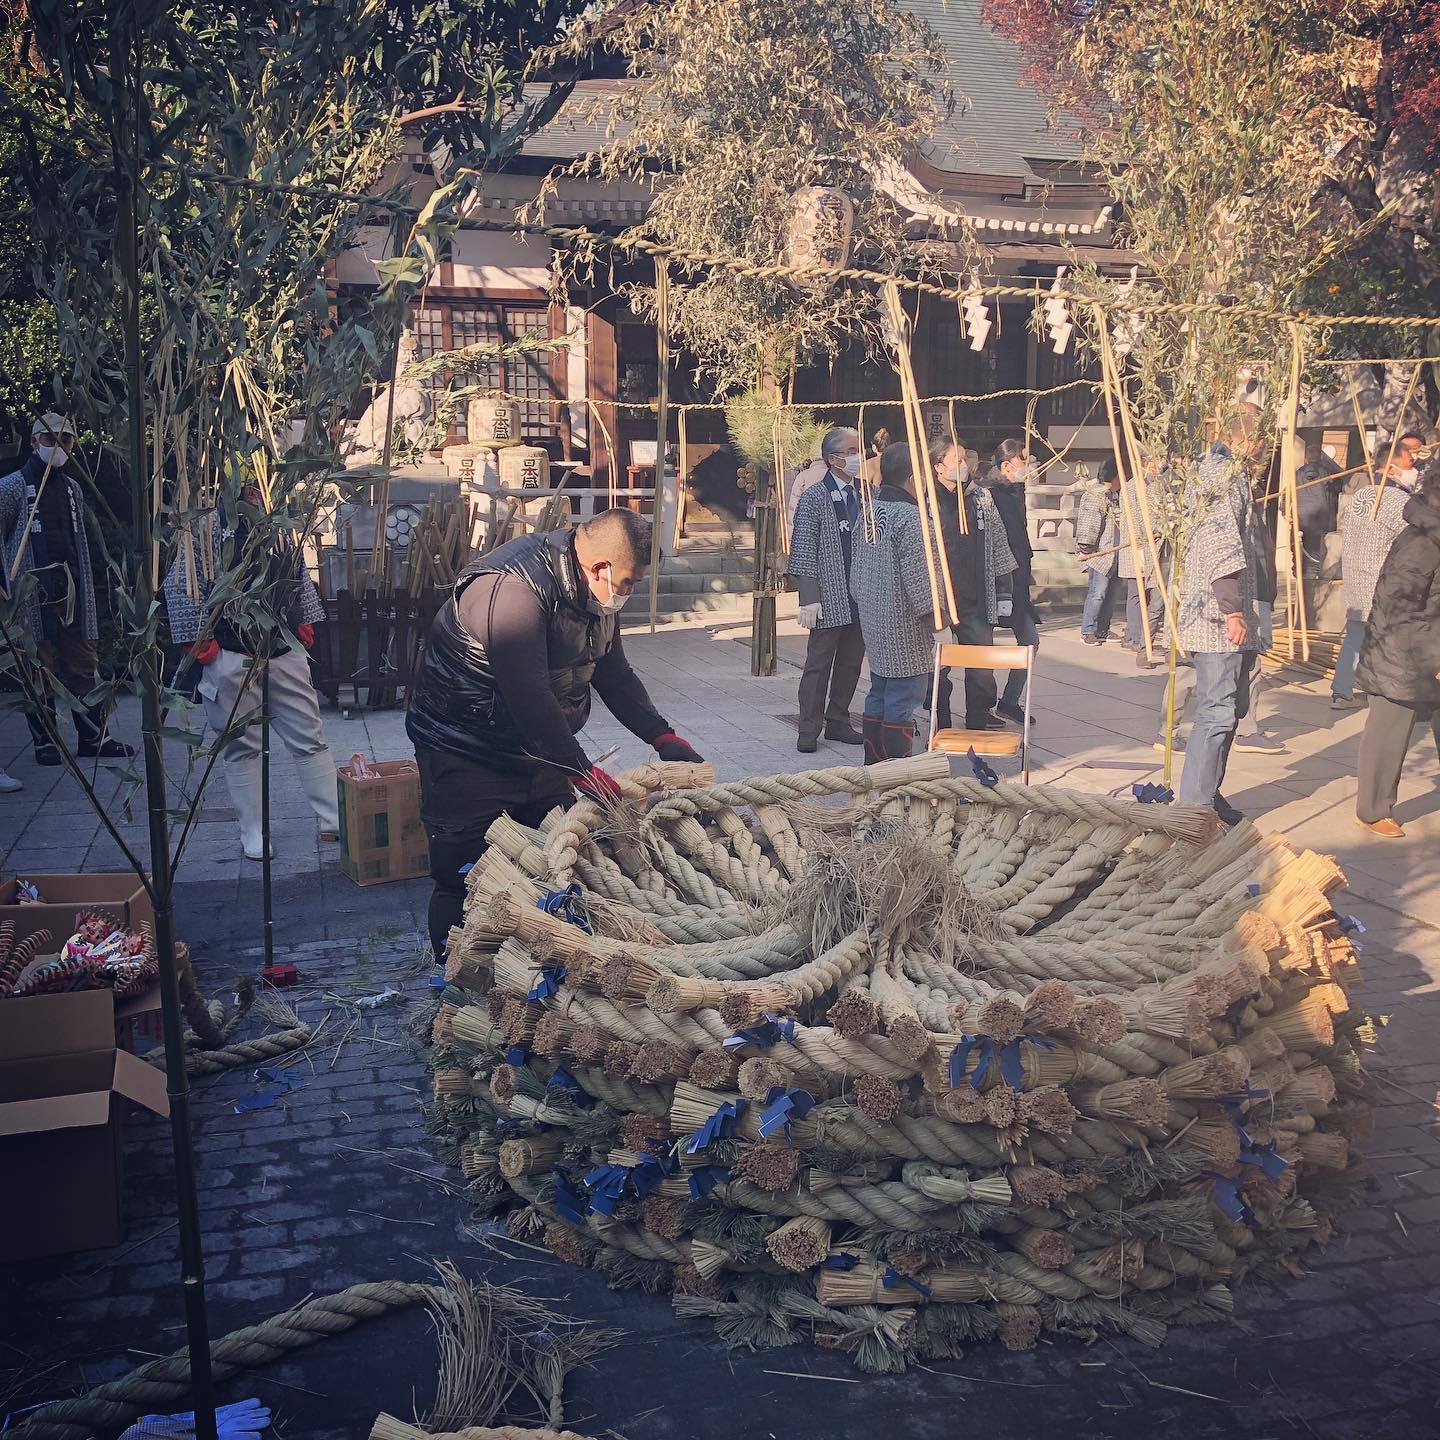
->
[[337, 760, 430, 887], [0, 987, 169, 1262], [0, 872, 154, 951]]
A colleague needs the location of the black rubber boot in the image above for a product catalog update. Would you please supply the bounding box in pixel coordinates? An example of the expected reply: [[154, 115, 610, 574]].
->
[[862, 717, 885, 766]]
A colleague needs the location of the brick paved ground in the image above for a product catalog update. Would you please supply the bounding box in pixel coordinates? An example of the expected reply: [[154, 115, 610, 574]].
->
[[2, 621, 1438, 1439]]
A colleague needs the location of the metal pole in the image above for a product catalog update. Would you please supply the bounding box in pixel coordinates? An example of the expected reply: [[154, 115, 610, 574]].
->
[[111, 5, 218, 1437], [261, 661, 274, 970]]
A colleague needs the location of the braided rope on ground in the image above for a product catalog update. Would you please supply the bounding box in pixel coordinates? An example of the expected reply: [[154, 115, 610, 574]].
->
[[7, 1281, 436, 1440], [429, 759, 1371, 1361]]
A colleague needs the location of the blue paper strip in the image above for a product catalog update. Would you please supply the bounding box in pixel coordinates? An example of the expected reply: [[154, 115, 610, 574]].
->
[[820, 1252, 859, 1270], [967, 748, 999, 787], [535, 884, 592, 934], [528, 964, 567, 1001], [552, 1169, 588, 1226], [723, 1013, 797, 1052], [758, 1086, 816, 1142], [688, 1165, 731, 1200], [882, 1265, 932, 1299], [1132, 782, 1174, 804], [686, 1098, 748, 1154]]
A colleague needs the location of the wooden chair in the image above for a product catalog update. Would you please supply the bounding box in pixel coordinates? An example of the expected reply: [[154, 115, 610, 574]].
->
[[927, 642, 1036, 784]]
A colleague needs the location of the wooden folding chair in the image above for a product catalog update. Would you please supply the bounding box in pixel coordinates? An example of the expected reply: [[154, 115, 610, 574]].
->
[[927, 642, 1036, 785]]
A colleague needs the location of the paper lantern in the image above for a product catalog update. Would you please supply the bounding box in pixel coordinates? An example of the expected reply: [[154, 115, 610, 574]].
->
[[783, 186, 855, 286], [498, 445, 551, 492], [468, 397, 522, 448]]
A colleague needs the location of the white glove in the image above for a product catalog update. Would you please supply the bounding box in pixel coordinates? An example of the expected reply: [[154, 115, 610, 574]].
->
[[798, 602, 822, 629], [996, 598, 1013, 620]]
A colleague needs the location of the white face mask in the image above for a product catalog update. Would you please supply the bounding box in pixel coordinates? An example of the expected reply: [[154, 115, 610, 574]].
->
[[837, 452, 862, 479], [590, 563, 629, 615], [35, 444, 69, 469]]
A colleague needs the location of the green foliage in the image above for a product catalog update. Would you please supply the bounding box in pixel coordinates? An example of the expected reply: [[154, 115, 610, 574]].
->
[[0, 0, 580, 863], [1056, 0, 1382, 546], [724, 388, 826, 474], [542, 0, 963, 390]]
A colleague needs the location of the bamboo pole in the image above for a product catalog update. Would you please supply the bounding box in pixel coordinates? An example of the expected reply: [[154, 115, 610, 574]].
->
[[1094, 309, 1178, 651], [1094, 315, 1159, 666], [648, 262, 670, 634], [1278, 323, 1308, 661], [882, 281, 951, 628], [113, 9, 219, 1437], [1369, 359, 1424, 519]]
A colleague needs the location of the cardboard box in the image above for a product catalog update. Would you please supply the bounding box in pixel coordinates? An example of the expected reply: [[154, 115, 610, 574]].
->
[[0, 988, 169, 1262], [0, 872, 154, 952], [337, 759, 430, 887]]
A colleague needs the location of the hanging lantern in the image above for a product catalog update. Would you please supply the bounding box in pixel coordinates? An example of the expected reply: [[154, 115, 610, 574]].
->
[[783, 186, 855, 289], [498, 445, 551, 492], [468, 397, 522, 449]]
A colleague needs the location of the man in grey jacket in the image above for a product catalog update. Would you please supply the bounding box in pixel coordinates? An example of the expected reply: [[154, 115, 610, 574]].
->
[[1174, 411, 1266, 824], [787, 426, 866, 753], [850, 442, 940, 763], [0, 413, 133, 765]]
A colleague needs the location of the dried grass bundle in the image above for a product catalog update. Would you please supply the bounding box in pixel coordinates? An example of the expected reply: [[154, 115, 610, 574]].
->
[[776, 817, 1006, 963], [1009, 1165, 1068, 1208], [1021, 1086, 1079, 1137], [996, 1303, 1042, 1351], [1296, 1132, 1349, 1170], [1071, 996, 1126, 1046], [734, 1142, 801, 1192], [1074, 1078, 1169, 1125], [826, 986, 881, 1038], [498, 1136, 564, 1179], [766, 1216, 832, 1271], [737, 1057, 792, 1102], [630, 1040, 693, 1084], [854, 1075, 903, 1124], [689, 1048, 741, 1089], [1012, 1227, 1075, 1270]]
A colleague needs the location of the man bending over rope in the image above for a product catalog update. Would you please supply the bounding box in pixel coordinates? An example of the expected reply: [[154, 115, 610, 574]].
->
[[407, 509, 703, 961]]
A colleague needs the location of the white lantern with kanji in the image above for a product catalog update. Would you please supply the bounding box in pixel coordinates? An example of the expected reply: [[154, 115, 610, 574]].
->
[[783, 186, 855, 287]]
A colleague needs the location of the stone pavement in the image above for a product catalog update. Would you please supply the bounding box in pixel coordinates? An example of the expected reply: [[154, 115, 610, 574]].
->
[[2, 621, 1438, 1440]]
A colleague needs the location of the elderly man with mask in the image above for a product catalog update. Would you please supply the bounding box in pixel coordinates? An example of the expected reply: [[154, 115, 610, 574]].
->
[[1331, 443, 1426, 709], [407, 508, 703, 961], [787, 426, 866, 753], [0, 412, 134, 766]]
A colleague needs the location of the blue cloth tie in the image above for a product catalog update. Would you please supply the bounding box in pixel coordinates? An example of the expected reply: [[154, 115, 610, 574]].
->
[[536, 884, 592, 934]]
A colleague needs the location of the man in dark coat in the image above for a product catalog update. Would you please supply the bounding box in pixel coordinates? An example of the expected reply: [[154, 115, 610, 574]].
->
[[1354, 472, 1440, 837], [406, 509, 702, 958], [982, 439, 1039, 725]]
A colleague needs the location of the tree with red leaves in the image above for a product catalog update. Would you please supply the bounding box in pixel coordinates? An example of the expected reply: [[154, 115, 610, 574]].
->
[[984, 0, 1440, 319]]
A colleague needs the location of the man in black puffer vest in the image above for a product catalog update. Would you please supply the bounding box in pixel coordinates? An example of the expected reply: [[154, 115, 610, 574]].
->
[[407, 508, 702, 959]]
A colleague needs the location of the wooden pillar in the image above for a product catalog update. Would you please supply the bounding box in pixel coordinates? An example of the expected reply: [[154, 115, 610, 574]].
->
[[587, 303, 619, 491]]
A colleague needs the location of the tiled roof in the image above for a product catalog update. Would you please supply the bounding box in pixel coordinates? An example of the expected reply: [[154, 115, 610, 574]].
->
[[911, 0, 1085, 181]]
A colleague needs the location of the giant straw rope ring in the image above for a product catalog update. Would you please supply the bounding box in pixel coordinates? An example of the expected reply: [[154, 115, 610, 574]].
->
[[428, 756, 1374, 1367]]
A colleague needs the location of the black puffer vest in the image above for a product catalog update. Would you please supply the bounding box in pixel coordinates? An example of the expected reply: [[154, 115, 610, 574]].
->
[[406, 529, 613, 769]]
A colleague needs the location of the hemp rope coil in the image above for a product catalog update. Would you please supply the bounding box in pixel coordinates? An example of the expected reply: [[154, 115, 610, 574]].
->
[[429, 757, 1377, 1371]]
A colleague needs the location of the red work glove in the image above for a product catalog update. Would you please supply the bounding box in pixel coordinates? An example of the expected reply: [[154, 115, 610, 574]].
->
[[297, 623, 315, 651], [190, 638, 220, 665], [575, 764, 623, 806], [652, 731, 704, 764]]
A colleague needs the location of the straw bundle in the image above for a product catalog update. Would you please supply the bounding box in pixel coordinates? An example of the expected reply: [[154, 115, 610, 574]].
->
[[426, 757, 1378, 1373]]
